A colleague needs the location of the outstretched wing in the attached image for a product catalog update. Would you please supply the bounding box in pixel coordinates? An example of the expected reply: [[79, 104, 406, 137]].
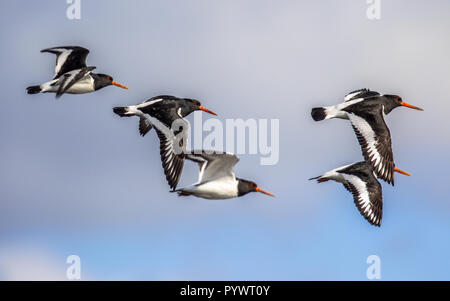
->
[[149, 116, 188, 190], [41, 46, 90, 79], [138, 117, 153, 136], [56, 66, 96, 98], [346, 107, 395, 185], [342, 174, 383, 227], [344, 89, 381, 102], [185, 151, 239, 183]]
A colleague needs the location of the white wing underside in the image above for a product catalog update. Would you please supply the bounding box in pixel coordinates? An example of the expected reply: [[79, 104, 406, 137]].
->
[[346, 113, 386, 176], [342, 174, 380, 225], [187, 153, 239, 184], [147, 115, 188, 189]]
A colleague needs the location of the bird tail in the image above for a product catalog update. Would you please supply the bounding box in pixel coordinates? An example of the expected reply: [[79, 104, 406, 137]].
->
[[171, 189, 191, 197], [311, 107, 327, 121], [26, 85, 42, 94], [113, 106, 135, 117], [308, 175, 329, 183]]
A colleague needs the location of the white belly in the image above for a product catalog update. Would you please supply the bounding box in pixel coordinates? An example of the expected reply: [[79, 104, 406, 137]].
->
[[184, 180, 238, 199], [65, 76, 95, 94], [41, 76, 94, 94]]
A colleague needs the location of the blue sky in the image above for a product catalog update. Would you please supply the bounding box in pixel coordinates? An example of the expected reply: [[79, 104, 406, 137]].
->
[[0, 0, 449, 280]]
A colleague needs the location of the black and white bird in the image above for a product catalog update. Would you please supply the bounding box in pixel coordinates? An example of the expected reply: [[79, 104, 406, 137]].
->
[[174, 150, 274, 199], [310, 161, 410, 227], [113, 95, 217, 190], [311, 89, 423, 185], [27, 46, 129, 98]]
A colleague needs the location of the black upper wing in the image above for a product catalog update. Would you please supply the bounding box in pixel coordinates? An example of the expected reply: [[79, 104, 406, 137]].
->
[[344, 89, 381, 102], [41, 46, 90, 79]]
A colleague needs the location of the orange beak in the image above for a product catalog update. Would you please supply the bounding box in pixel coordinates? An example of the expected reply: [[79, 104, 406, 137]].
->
[[198, 106, 218, 116], [255, 187, 275, 197], [400, 101, 423, 111], [112, 81, 129, 90], [394, 167, 411, 177]]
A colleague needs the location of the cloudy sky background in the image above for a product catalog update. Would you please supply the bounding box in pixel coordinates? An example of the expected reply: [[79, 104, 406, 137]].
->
[[0, 0, 449, 280]]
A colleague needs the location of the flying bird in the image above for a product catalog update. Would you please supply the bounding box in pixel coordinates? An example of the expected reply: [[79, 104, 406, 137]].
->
[[26, 46, 128, 98], [310, 161, 410, 227], [174, 150, 274, 199], [113, 95, 217, 190], [311, 89, 423, 185]]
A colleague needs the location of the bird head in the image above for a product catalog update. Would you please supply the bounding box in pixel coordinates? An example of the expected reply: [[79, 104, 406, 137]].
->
[[94, 74, 129, 91], [237, 178, 274, 197], [181, 98, 218, 117], [384, 94, 423, 114]]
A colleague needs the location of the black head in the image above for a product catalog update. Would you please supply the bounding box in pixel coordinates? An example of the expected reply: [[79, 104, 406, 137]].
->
[[178, 98, 217, 117], [383, 94, 423, 114], [237, 178, 274, 197], [93, 73, 129, 91]]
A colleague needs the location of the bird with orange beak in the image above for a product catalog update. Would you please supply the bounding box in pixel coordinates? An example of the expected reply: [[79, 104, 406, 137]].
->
[[113, 95, 218, 190], [26, 46, 129, 98], [174, 151, 275, 199], [310, 161, 411, 227], [311, 89, 423, 185]]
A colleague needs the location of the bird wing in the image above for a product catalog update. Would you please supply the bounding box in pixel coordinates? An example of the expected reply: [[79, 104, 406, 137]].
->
[[341, 174, 382, 226], [138, 117, 153, 136], [346, 108, 395, 185], [344, 89, 381, 102], [185, 151, 239, 183], [148, 116, 188, 190], [41, 46, 90, 79], [55, 66, 96, 98]]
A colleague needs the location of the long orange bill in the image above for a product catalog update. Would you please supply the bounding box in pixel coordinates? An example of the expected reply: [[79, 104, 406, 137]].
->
[[400, 101, 423, 111], [198, 106, 218, 116], [112, 81, 129, 90], [255, 187, 275, 197], [394, 167, 411, 177]]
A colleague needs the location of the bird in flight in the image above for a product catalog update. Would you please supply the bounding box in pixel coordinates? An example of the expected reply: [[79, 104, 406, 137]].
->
[[174, 150, 274, 199], [27, 46, 128, 98], [113, 95, 217, 190], [311, 89, 423, 185], [310, 161, 410, 226]]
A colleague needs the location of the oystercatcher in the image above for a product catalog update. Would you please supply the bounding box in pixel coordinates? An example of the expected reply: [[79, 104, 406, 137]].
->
[[310, 161, 410, 226], [174, 150, 274, 199], [26, 46, 128, 98], [311, 89, 423, 185], [113, 95, 217, 190]]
